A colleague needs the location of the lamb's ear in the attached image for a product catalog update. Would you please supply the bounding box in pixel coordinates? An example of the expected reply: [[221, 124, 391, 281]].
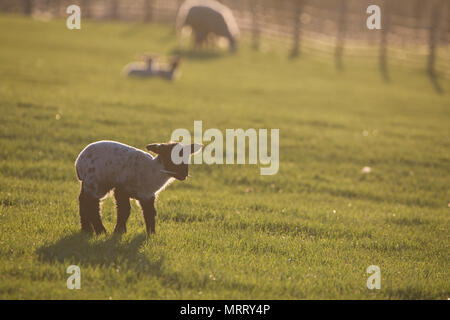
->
[[190, 143, 203, 155], [146, 143, 164, 154]]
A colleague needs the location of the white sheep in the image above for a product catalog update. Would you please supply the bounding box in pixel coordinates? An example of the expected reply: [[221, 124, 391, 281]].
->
[[75, 140, 202, 235], [123, 55, 182, 81], [176, 0, 240, 51]]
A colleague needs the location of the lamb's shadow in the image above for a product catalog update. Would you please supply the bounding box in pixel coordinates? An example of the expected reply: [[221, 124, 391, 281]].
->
[[37, 233, 163, 275]]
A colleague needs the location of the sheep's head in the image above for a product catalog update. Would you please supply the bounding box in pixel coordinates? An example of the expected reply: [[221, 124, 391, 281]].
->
[[146, 142, 202, 180]]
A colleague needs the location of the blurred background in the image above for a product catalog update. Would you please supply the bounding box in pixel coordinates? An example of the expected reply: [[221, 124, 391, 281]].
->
[[1, 0, 449, 86]]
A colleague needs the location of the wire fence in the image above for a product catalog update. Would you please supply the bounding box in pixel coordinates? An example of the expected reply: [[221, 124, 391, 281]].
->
[[1, 0, 449, 87]]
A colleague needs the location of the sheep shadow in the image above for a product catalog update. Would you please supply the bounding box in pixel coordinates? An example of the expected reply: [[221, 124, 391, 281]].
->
[[171, 48, 229, 60], [37, 232, 163, 275]]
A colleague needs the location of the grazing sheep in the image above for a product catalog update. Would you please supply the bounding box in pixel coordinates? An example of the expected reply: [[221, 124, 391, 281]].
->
[[176, 0, 240, 52], [75, 140, 202, 235]]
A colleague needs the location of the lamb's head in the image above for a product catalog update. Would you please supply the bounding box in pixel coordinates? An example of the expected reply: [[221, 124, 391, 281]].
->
[[170, 55, 182, 71], [146, 142, 202, 181], [141, 53, 158, 69]]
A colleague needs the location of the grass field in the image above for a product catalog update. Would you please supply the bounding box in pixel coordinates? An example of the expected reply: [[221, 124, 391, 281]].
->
[[0, 14, 449, 299]]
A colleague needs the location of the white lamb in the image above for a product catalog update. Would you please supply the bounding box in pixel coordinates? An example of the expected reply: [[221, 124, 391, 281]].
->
[[75, 140, 202, 235]]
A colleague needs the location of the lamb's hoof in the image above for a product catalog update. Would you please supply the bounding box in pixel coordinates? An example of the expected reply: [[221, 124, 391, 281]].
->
[[94, 227, 107, 235], [81, 227, 94, 234], [114, 226, 126, 234]]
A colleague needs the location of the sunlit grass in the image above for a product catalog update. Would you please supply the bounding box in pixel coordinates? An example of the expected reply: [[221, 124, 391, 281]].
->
[[0, 14, 449, 299]]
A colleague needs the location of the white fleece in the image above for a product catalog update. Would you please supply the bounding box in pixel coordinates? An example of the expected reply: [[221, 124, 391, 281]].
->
[[176, 0, 240, 37], [75, 141, 174, 200]]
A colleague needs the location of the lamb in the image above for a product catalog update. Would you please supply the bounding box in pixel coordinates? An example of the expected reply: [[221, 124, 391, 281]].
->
[[123, 55, 182, 81], [75, 140, 202, 235], [176, 0, 240, 52]]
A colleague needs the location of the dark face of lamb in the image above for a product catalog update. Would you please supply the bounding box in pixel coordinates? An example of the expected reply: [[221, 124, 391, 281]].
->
[[146, 142, 202, 181], [170, 56, 182, 72]]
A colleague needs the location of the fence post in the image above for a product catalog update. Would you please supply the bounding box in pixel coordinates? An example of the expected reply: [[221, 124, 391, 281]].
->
[[81, 0, 91, 19], [110, 0, 119, 20], [379, 0, 391, 81], [290, 0, 304, 58], [21, 0, 33, 15], [428, 0, 445, 93], [334, 0, 347, 70], [144, 0, 153, 22], [413, 0, 423, 42], [55, 0, 63, 17], [250, 0, 260, 50]]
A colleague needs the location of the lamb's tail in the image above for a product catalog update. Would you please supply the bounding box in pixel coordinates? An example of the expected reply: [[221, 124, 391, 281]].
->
[[75, 165, 81, 181], [75, 157, 83, 181]]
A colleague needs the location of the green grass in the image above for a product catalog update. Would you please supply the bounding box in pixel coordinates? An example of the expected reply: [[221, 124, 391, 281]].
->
[[0, 14, 449, 299]]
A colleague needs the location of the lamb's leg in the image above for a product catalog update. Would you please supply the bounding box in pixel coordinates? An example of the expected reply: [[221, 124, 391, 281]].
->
[[139, 197, 156, 235], [87, 195, 106, 235], [79, 190, 93, 233], [114, 188, 131, 234]]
